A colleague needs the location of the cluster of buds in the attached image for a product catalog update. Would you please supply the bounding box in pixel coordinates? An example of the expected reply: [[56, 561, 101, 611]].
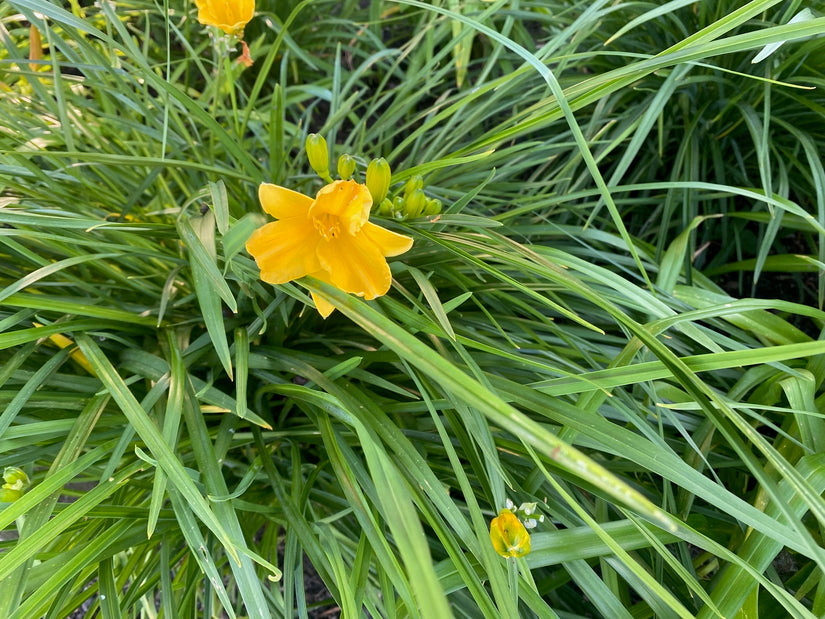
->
[[507, 498, 545, 530], [305, 134, 442, 220], [374, 173, 442, 220], [489, 498, 545, 559], [0, 467, 30, 502]]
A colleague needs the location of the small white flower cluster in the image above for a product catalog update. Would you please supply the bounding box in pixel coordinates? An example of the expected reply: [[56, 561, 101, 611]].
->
[[505, 498, 546, 530]]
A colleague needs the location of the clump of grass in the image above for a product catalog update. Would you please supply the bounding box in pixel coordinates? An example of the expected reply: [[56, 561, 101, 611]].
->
[[2, 0, 825, 617]]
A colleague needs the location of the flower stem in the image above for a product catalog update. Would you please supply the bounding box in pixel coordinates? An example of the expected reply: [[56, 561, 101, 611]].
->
[[508, 557, 519, 609]]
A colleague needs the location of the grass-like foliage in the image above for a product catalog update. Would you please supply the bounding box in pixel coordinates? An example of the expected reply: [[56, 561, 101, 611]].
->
[[2, 0, 825, 616]]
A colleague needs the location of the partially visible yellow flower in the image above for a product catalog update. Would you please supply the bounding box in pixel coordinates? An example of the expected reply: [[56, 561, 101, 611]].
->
[[33, 322, 96, 376], [246, 180, 413, 318], [490, 508, 531, 558], [195, 0, 255, 37]]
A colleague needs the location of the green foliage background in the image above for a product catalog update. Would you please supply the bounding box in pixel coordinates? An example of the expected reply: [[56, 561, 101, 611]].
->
[[2, 0, 825, 617]]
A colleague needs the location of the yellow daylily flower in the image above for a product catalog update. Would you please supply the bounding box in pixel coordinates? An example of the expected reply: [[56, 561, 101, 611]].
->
[[195, 0, 255, 37], [490, 508, 531, 558], [246, 180, 413, 318]]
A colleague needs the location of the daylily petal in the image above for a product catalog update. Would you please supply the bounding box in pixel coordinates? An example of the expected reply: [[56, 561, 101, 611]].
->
[[245, 219, 320, 284], [310, 291, 336, 319], [361, 221, 413, 257], [316, 233, 392, 300], [312, 180, 371, 234], [305, 269, 339, 318], [259, 183, 313, 220]]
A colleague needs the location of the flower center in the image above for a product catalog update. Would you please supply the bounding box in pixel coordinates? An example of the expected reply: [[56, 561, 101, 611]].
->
[[312, 212, 340, 240]]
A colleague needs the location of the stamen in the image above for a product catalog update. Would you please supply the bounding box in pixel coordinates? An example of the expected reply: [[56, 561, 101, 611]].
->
[[313, 212, 340, 240]]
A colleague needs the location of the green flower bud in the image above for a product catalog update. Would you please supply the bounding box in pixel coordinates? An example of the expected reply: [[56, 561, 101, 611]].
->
[[0, 488, 20, 502], [405, 188, 427, 218], [337, 154, 356, 180], [377, 198, 394, 217], [392, 195, 405, 218], [306, 134, 330, 179], [0, 466, 29, 502], [366, 158, 392, 205], [423, 198, 442, 216], [404, 175, 423, 198]]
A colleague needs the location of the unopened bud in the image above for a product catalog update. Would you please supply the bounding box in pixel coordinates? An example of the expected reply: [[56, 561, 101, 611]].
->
[[366, 158, 391, 205], [0, 466, 29, 502], [423, 198, 442, 216], [404, 175, 423, 197], [405, 188, 427, 218], [392, 195, 405, 218], [337, 154, 356, 180], [377, 198, 394, 217], [306, 134, 330, 179], [29, 25, 43, 71], [490, 508, 531, 558]]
